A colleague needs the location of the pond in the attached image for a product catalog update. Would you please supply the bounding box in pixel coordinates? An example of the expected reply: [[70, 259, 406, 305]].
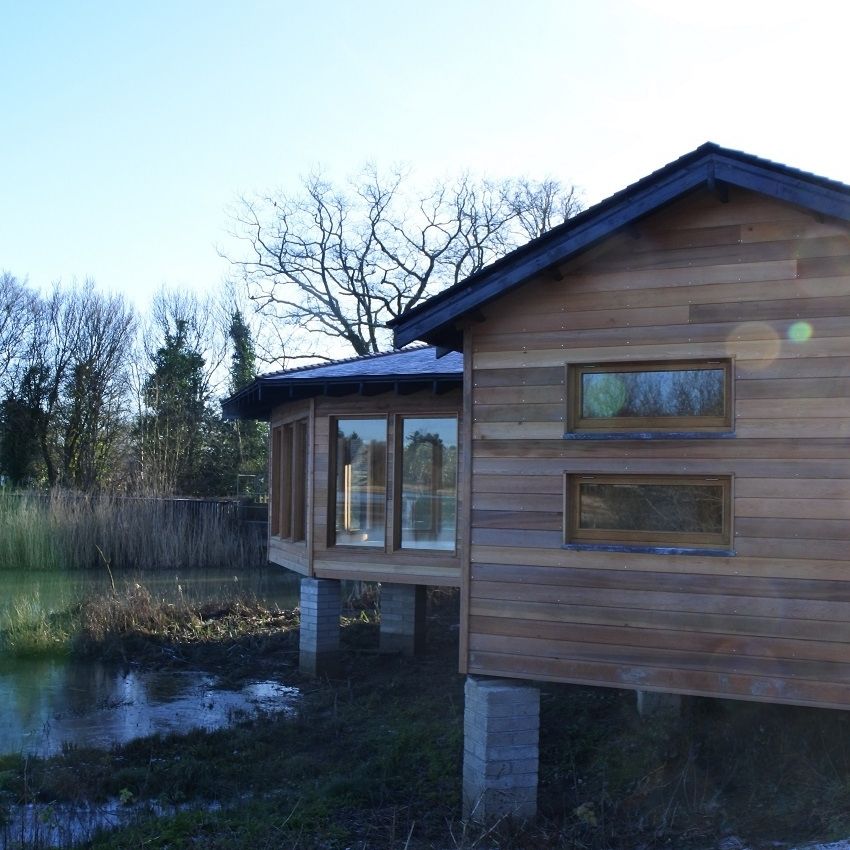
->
[[0, 658, 298, 757], [0, 565, 301, 620], [0, 567, 302, 757]]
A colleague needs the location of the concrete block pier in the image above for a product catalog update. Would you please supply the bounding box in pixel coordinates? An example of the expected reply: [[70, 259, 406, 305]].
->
[[299, 577, 341, 676], [462, 676, 540, 823]]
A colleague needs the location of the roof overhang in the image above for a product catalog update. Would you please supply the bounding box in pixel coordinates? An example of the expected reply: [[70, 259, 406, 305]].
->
[[389, 143, 850, 350], [222, 372, 462, 421]]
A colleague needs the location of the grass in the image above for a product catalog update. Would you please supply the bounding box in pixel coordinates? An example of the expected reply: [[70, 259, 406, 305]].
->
[[0, 489, 265, 571], [2, 591, 850, 848]]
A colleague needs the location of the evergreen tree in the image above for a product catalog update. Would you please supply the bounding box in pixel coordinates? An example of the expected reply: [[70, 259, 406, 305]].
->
[[227, 311, 267, 497], [139, 319, 208, 494]]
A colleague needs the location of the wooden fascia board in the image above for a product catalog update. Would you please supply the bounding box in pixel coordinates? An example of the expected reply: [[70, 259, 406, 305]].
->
[[713, 158, 850, 221]]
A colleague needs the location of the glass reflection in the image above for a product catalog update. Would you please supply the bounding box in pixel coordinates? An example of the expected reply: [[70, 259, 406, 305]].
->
[[400, 417, 458, 550], [334, 418, 387, 547], [579, 481, 724, 535], [581, 368, 725, 420]]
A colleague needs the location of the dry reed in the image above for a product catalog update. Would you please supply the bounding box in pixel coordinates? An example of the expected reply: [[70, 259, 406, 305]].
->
[[0, 490, 265, 571]]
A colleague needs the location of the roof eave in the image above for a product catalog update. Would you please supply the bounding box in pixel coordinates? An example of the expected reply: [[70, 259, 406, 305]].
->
[[391, 149, 850, 349]]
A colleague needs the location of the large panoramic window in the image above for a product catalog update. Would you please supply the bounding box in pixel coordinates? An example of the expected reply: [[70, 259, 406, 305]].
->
[[398, 417, 458, 551], [566, 474, 732, 549], [332, 418, 387, 547], [567, 360, 732, 433], [271, 419, 308, 542]]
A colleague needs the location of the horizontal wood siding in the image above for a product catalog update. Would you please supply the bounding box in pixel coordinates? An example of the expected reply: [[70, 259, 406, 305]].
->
[[468, 186, 850, 709], [312, 389, 463, 586]]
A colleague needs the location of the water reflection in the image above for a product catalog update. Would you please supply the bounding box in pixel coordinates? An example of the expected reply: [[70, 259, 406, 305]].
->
[[0, 656, 298, 757]]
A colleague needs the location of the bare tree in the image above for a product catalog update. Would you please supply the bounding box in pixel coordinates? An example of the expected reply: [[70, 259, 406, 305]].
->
[[226, 167, 582, 359], [0, 272, 40, 393], [59, 288, 136, 489], [1, 281, 137, 489]]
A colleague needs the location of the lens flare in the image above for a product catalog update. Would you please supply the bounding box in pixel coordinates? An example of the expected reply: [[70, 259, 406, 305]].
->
[[725, 322, 781, 371], [788, 321, 813, 343]]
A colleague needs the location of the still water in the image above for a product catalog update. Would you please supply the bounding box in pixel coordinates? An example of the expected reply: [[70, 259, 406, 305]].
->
[[0, 567, 302, 757]]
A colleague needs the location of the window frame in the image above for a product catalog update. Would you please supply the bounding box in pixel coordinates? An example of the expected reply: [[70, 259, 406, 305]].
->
[[328, 414, 389, 550], [393, 414, 459, 554], [270, 417, 308, 544], [564, 473, 733, 551], [566, 358, 734, 435]]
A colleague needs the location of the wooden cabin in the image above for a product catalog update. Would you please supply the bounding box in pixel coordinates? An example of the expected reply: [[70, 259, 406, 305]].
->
[[394, 142, 850, 713], [391, 143, 850, 820], [223, 346, 463, 662]]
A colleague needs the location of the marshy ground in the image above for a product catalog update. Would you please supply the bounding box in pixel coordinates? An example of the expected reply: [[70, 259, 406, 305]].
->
[[1, 588, 850, 849]]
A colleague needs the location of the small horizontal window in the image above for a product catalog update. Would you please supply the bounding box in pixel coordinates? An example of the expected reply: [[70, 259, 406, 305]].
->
[[566, 360, 732, 433], [566, 474, 732, 549]]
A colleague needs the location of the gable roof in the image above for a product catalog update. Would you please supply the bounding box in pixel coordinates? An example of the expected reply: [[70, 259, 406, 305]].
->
[[222, 345, 463, 420], [390, 142, 850, 350]]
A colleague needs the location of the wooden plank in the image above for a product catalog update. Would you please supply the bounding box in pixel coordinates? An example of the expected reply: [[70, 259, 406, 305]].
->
[[470, 561, 850, 602], [736, 516, 850, 541], [471, 509, 562, 531], [472, 385, 563, 405], [480, 304, 690, 335], [735, 479, 850, 500], [470, 614, 850, 665], [560, 259, 798, 295], [315, 562, 461, 585], [736, 377, 850, 399], [734, 537, 850, 561], [736, 356, 850, 380], [472, 366, 564, 387], [474, 474, 563, 495], [473, 438, 850, 460], [472, 315, 850, 355], [472, 543, 849, 571], [489, 276, 850, 320], [268, 538, 310, 576], [630, 224, 742, 252], [470, 545, 850, 581], [737, 398, 850, 418], [739, 220, 850, 243], [472, 456, 850, 479], [734, 419, 850, 439], [469, 597, 850, 643], [736, 497, 850, 520], [469, 633, 850, 685], [472, 336, 850, 370], [798, 255, 850, 278], [472, 492, 560, 512], [471, 528, 563, 548], [473, 422, 564, 441], [471, 579, 850, 622], [466, 651, 850, 710], [691, 295, 850, 325], [473, 403, 565, 423], [589, 236, 849, 275]]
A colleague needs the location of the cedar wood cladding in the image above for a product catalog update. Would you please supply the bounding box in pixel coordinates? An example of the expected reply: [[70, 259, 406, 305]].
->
[[467, 186, 850, 709], [269, 388, 463, 587]]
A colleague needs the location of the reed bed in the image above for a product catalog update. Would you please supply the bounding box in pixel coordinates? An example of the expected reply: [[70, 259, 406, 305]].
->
[[0, 490, 265, 572]]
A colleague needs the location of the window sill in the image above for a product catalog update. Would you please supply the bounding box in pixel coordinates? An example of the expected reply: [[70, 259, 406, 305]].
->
[[562, 543, 735, 557], [563, 431, 735, 441]]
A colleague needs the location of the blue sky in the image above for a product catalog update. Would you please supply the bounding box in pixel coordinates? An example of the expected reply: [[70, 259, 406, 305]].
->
[[2, 0, 849, 310]]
